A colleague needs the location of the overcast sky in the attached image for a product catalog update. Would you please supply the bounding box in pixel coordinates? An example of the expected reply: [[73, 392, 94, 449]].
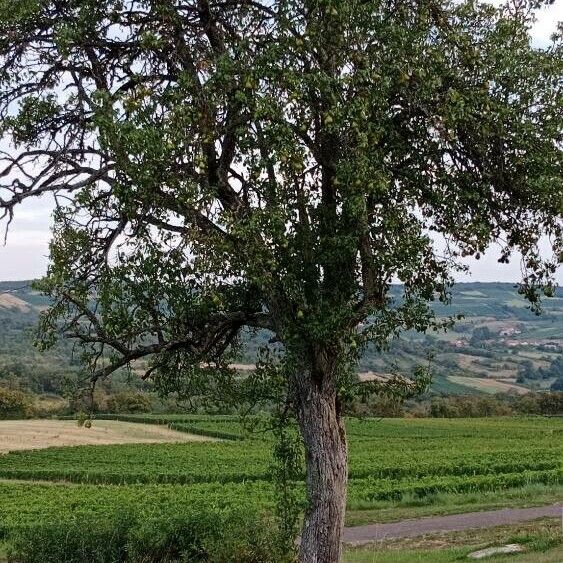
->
[[1, 1, 562, 283]]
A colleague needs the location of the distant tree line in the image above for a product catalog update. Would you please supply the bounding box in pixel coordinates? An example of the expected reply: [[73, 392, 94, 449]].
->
[[352, 391, 563, 418]]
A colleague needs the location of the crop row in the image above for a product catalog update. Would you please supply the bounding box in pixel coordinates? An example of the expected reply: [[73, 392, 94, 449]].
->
[[0, 481, 274, 539], [345, 416, 563, 440], [168, 421, 246, 441], [0, 467, 268, 486], [0, 442, 268, 483], [60, 413, 241, 423], [347, 469, 563, 505], [1, 457, 556, 487], [63, 414, 563, 443], [1, 467, 561, 538], [59, 415, 563, 464], [59, 414, 247, 441], [0, 440, 559, 486], [68, 415, 260, 441]]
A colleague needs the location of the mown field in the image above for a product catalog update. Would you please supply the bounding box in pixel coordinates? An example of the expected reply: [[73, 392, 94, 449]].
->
[[0, 416, 562, 561]]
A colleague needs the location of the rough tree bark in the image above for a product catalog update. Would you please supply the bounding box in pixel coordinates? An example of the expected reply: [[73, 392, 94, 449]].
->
[[296, 369, 348, 563]]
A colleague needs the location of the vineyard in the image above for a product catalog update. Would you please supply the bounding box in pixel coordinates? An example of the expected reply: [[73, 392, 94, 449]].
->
[[0, 416, 562, 560]]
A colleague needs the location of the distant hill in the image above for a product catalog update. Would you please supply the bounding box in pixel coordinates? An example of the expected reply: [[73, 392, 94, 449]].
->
[[365, 283, 563, 394], [1, 281, 562, 398], [0, 280, 81, 395], [242, 282, 563, 395]]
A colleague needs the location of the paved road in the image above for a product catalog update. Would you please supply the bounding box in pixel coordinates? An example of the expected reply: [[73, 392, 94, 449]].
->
[[343, 504, 562, 545]]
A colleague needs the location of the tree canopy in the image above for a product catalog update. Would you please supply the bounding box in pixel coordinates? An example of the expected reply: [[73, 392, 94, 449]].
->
[[1, 0, 561, 386]]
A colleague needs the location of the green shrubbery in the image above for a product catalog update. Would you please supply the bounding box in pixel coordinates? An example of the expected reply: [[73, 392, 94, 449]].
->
[[6, 509, 289, 563], [428, 392, 563, 418], [7, 514, 133, 563], [106, 392, 152, 414], [346, 390, 563, 418], [0, 387, 34, 419], [428, 395, 513, 418], [518, 392, 563, 416]]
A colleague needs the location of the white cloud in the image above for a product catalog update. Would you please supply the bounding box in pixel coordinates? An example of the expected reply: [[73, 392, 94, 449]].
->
[[0, 241, 49, 281], [530, 0, 563, 45]]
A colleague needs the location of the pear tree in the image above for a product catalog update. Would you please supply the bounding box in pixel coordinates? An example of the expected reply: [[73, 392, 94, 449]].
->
[[1, 1, 562, 561]]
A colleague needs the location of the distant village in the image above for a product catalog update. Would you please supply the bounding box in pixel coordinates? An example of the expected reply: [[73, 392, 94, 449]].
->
[[453, 325, 561, 351]]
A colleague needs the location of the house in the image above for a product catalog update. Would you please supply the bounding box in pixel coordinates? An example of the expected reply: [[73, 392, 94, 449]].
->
[[499, 327, 522, 337]]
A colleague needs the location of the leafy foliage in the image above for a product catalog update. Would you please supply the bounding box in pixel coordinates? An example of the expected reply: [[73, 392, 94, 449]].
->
[[6, 506, 284, 563], [0, 386, 34, 419], [2, 281, 562, 399], [0, 1, 560, 402]]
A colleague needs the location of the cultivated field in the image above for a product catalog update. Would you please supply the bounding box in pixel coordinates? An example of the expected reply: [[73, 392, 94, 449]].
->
[[0, 419, 211, 453], [0, 416, 561, 561], [447, 375, 530, 395]]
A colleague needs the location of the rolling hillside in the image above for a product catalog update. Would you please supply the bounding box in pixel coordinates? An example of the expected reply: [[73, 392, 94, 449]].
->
[[1, 281, 562, 398]]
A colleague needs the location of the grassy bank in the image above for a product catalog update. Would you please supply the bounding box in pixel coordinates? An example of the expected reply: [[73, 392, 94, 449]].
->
[[344, 518, 563, 562]]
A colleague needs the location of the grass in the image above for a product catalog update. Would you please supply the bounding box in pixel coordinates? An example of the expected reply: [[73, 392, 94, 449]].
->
[[344, 518, 563, 562], [345, 483, 563, 526]]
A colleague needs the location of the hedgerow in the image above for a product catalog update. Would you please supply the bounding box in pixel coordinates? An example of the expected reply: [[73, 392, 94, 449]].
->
[[5, 505, 285, 563]]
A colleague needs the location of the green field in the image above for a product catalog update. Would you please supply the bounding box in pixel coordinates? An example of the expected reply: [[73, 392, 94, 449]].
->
[[0, 416, 562, 561]]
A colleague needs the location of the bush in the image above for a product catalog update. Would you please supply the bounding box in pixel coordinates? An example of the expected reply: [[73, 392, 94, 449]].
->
[[206, 512, 290, 563], [536, 392, 563, 416], [426, 392, 563, 417], [76, 411, 88, 427], [6, 509, 291, 563], [350, 393, 405, 418], [0, 387, 34, 419], [67, 388, 106, 414], [126, 514, 211, 562], [429, 395, 513, 418], [513, 392, 563, 416], [106, 392, 152, 414], [6, 513, 133, 563]]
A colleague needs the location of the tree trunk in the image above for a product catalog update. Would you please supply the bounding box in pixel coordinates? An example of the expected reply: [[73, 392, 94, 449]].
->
[[296, 379, 348, 563]]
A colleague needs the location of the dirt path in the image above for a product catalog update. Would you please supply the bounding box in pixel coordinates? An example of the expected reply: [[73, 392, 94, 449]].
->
[[343, 504, 562, 545]]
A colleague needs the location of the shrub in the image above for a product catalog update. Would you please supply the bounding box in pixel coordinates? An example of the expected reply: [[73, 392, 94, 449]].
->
[[6, 509, 290, 563], [205, 511, 292, 563], [536, 392, 563, 416], [426, 392, 563, 418], [6, 513, 133, 563], [106, 392, 152, 414], [0, 387, 34, 419], [350, 393, 405, 418], [428, 395, 513, 418], [76, 411, 88, 427], [126, 514, 211, 562], [67, 388, 106, 414], [513, 392, 563, 416]]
